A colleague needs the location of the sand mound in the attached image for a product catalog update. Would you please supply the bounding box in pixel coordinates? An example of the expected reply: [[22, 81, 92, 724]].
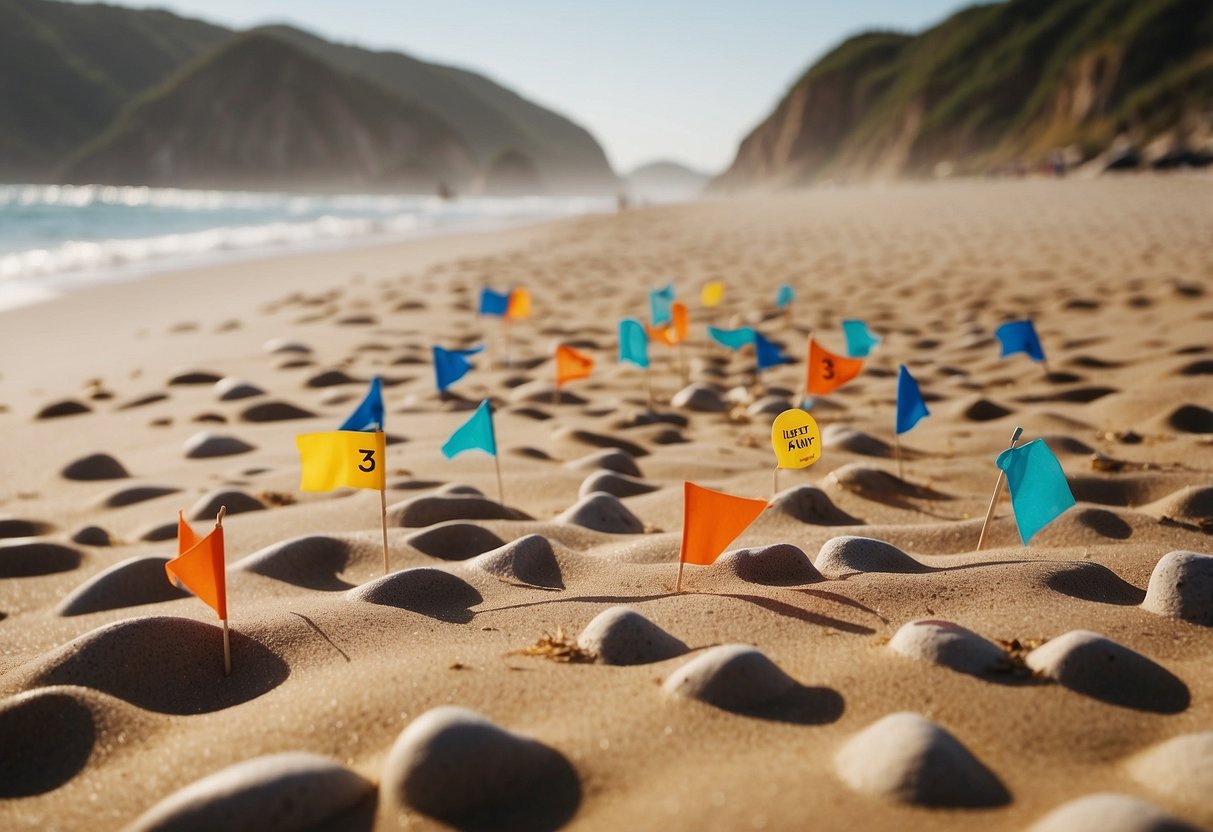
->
[[238, 401, 315, 422], [1128, 731, 1213, 809], [406, 522, 505, 561], [888, 620, 1007, 676], [184, 432, 255, 458], [0, 689, 96, 797], [62, 453, 129, 481], [1069, 476, 1168, 507], [349, 567, 482, 622], [117, 392, 169, 410], [825, 463, 951, 505], [835, 712, 1009, 807], [1167, 404, 1213, 434], [1026, 630, 1189, 713], [1041, 561, 1146, 606], [670, 383, 727, 412], [509, 380, 587, 405], [1027, 793, 1199, 832], [94, 484, 180, 508], [19, 616, 288, 713], [70, 526, 111, 546], [0, 517, 53, 538], [0, 541, 82, 578], [1178, 359, 1213, 376], [564, 449, 642, 477], [188, 489, 265, 520], [711, 544, 823, 586], [962, 398, 1013, 422], [662, 644, 796, 711], [56, 555, 187, 616], [468, 534, 563, 588], [1018, 386, 1118, 404], [550, 426, 647, 458], [168, 369, 222, 385], [1040, 434, 1096, 454], [770, 485, 860, 525], [263, 338, 312, 355], [1142, 550, 1213, 626], [577, 606, 688, 665], [305, 369, 359, 387], [1145, 486, 1213, 523], [234, 535, 354, 591], [36, 399, 91, 419], [578, 470, 658, 499], [389, 495, 532, 527], [213, 378, 264, 401], [137, 521, 179, 542], [748, 395, 792, 416], [384, 706, 580, 829], [820, 425, 893, 457], [127, 753, 373, 832], [815, 536, 923, 578], [557, 492, 645, 534]]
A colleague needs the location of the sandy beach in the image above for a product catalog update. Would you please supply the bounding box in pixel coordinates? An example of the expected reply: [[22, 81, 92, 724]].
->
[[1, 175, 1211, 831]]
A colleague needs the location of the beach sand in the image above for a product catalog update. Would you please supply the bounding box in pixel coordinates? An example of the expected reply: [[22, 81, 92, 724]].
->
[[1, 176, 1211, 831]]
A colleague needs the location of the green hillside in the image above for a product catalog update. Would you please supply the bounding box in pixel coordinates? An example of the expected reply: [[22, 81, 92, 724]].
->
[[714, 0, 1213, 190], [59, 33, 476, 192]]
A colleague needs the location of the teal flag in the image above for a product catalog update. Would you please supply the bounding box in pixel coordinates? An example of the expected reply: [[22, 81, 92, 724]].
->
[[842, 320, 880, 358], [650, 284, 675, 326], [996, 439, 1075, 544], [618, 318, 649, 369], [775, 284, 795, 309], [708, 326, 756, 351], [441, 400, 497, 459]]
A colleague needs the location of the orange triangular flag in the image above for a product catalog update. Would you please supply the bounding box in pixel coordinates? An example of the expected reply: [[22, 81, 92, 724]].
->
[[507, 287, 531, 320], [680, 482, 768, 566], [649, 302, 689, 346], [807, 337, 864, 395], [555, 344, 594, 386], [166, 512, 227, 619]]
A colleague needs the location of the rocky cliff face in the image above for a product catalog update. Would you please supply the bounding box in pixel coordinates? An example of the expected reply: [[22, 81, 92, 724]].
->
[[713, 0, 1213, 191], [60, 35, 476, 192]]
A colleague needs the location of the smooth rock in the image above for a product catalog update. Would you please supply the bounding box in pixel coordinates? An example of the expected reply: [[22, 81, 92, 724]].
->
[[1027, 793, 1200, 832], [1142, 550, 1213, 626]]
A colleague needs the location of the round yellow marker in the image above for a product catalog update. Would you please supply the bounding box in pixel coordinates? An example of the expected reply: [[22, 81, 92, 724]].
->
[[771, 408, 821, 469], [701, 281, 724, 308]]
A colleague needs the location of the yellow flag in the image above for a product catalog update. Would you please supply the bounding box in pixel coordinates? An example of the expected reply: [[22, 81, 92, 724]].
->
[[770, 409, 821, 469], [701, 281, 724, 307], [296, 431, 386, 491]]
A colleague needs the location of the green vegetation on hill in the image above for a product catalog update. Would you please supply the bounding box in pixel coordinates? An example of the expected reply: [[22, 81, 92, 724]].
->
[[59, 33, 476, 192], [715, 0, 1213, 190]]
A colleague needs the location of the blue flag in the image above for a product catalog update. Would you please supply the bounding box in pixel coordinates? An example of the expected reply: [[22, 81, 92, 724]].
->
[[433, 345, 483, 392], [618, 318, 649, 369], [842, 320, 880, 358], [775, 284, 795, 310], [708, 326, 756, 351], [338, 377, 384, 431], [755, 332, 792, 370], [995, 320, 1045, 362], [479, 288, 510, 317], [441, 400, 497, 459], [650, 284, 675, 326], [996, 439, 1075, 544], [895, 365, 929, 434]]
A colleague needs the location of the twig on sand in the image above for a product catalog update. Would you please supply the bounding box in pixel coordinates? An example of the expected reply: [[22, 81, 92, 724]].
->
[[508, 627, 597, 664]]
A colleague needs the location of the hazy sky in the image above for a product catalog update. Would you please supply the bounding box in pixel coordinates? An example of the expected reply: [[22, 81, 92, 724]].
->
[[72, 1, 972, 174]]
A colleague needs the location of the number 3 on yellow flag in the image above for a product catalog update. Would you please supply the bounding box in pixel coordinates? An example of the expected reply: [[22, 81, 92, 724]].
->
[[296, 430, 386, 492]]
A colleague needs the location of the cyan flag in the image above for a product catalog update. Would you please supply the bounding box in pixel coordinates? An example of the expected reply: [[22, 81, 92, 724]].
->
[[755, 332, 792, 370], [338, 377, 384, 431], [441, 400, 497, 459], [895, 365, 929, 434], [708, 326, 756, 351], [775, 284, 795, 310], [650, 284, 675, 326], [618, 318, 649, 369], [433, 345, 483, 391], [995, 320, 1045, 362], [479, 287, 510, 317], [996, 439, 1075, 544], [842, 320, 880, 358]]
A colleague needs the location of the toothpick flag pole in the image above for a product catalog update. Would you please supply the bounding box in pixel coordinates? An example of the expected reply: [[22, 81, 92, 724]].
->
[[494, 454, 505, 505], [379, 486, 389, 575], [216, 505, 231, 677], [675, 559, 686, 593], [977, 426, 1023, 551]]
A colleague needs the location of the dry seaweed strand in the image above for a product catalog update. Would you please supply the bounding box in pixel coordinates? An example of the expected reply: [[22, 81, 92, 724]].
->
[[508, 627, 597, 664]]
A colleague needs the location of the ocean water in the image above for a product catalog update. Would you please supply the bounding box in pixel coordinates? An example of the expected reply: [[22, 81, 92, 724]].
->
[[0, 184, 611, 309]]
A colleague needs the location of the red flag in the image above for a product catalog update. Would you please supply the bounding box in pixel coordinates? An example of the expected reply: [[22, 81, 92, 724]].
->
[[680, 482, 768, 566]]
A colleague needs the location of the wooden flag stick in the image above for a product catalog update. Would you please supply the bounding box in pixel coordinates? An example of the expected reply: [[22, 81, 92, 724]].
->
[[380, 486, 389, 575], [216, 505, 231, 677], [675, 558, 685, 593], [976, 426, 1024, 551], [494, 454, 505, 505], [772, 465, 779, 499]]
